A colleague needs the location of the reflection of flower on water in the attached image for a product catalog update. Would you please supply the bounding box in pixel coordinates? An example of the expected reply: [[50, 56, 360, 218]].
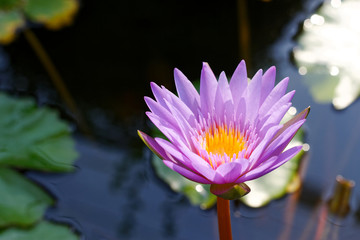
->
[[139, 61, 308, 195], [294, 0, 360, 110]]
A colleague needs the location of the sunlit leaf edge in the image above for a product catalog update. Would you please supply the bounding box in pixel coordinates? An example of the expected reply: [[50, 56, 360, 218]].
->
[[23, 0, 79, 30], [0, 10, 24, 44]]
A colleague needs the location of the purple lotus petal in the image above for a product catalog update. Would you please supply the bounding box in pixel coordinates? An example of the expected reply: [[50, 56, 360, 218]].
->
[[144, 97, 180, 131], [248, 124, 282, 169], [182, 148, 217, 181], [216, 160, 249, 183], [150, 82, 169, 110], [214, 72, 234, 122], [160, 87, 197, 127], [236, 156, 278, 183], [155, 138, 191, 166], [260, 90, 295, 128], [163, 160, 212, 184], [150, 82, 197, 127], [235, 97, 246, 130], [174, 68, 200, 116], [140, 60, 309, 186], [240, 146, 302, 182], [217, 72, 233, 105], [259, 77, 289, 116], [245, 69, 263, 124], [200, 62, 218, 116], [162, 99, 196, 150], [214, 76, 225, 119], [230, 60, 248, 108], [261, 119, 306, 161], [260, 66, 276, 105], [146, 112, 189, 149], [264, 146, 303, 173], [272, 107, 310, 142], [259, 103, 292, 134], [138, 130, 167, 159]]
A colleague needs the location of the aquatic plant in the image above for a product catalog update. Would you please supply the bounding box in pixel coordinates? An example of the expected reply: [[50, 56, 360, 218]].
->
[[139, 60, 309, 239]]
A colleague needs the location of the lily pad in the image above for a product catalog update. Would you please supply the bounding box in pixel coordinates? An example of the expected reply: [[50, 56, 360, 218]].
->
[[0, 0, 78, 44], [24, 0, 79, 30], [0, 10, 24, 44], [294, 0, 360, 110], [152, 155, 217, 209], [0, 221, 79, 240], [0, 168, 53, 227], [0, 93, 78, 172], [0, 0, 23, 10]]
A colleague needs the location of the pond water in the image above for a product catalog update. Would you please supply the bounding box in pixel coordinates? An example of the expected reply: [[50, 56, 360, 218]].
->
[[1, 0, 360, 239]]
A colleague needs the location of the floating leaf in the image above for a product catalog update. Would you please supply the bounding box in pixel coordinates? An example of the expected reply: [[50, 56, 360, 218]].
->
[[0, 221, 79, 240], [0, 10, 24, 44], [24, 0, 79, 30], [294, 0, 360, 110], [0, 0, 78, 44], [0, 0, 23, 10], [152, 155, 217, 209], [0, 93, 78, 172], [0, 168, 53, 227]]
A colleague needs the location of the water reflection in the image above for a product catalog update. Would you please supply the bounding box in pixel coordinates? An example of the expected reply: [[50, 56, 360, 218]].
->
[[294, 0, 360, 110]]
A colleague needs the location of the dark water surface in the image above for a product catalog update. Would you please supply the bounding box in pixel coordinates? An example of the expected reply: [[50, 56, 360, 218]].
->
[[2, 0, 360, 239]]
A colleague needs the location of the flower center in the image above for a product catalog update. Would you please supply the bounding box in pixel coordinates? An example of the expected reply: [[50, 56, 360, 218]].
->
[[196, 123, 248, 169], [204, 125, 246, 157]]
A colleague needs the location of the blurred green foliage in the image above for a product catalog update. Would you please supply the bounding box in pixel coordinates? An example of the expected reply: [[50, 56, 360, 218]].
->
[[0, 221, 79, 240], [0, 93, 78, 172], [0, 0, 79, 44], [0, 93, 79, 239], [0, 168, 53, 227]]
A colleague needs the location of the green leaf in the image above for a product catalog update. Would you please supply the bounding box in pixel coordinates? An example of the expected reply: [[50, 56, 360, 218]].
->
[[0, 93, 78, 172], [152, 155, 217, 209], [0, 0, 79, 44], [0, 10, 24, 44], [23, 0, 79, 30], [0, 221, 79, 240], [294, 0, 360, 110], [0, 0, 23, 10], [0, 168, 53, 227]]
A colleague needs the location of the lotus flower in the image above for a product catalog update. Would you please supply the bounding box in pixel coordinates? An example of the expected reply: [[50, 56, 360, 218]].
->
[[139, 61, 309, 190]]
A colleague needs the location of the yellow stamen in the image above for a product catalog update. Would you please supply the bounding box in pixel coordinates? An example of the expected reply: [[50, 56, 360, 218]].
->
[[201, 124, 247, 163]]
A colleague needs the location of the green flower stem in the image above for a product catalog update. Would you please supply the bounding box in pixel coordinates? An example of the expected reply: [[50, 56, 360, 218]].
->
[[217, 197, 232, 240]]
